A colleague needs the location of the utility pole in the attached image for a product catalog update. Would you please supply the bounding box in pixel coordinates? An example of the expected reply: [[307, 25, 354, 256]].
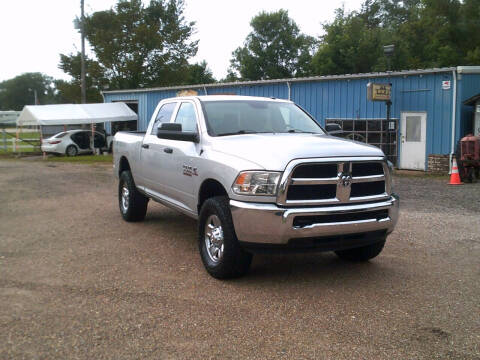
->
[[80, 0, 86, 104]]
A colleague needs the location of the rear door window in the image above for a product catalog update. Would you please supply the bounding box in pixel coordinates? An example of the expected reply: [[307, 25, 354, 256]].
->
[[94, 133, 106, 147], [174, 102, 197, 132]]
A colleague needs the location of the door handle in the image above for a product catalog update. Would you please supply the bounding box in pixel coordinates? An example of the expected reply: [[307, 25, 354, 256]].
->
[[142, 144, 149, 149], [164, 147, 173, 154]]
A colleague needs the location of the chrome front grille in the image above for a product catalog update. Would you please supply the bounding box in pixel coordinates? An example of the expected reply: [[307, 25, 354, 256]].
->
[[277, 157, 390, 206]]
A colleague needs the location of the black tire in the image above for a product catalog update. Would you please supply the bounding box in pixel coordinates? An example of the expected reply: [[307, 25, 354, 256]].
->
[[467, 167, 477, 183], [108, 142, 113, 154], [118, 170, 148, 222], [335, 239, 386, 262], [198, 196, 252, 279], [66, 145, 78, 157]]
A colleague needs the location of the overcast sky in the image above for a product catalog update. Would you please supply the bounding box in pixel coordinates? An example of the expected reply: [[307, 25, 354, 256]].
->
[[0, 0, 364, 82]]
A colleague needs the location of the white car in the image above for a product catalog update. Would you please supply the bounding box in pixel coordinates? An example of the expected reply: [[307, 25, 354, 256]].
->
[[41, 130, 113, 156]]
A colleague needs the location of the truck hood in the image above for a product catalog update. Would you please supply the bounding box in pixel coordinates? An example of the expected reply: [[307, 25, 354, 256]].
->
[[210, 133, 384, 170]]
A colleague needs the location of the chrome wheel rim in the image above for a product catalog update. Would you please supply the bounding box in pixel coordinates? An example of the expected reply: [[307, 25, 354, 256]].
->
[[121, 185, 129, 213], [67, 147, 76, 156], [204, 214, 224, 262]]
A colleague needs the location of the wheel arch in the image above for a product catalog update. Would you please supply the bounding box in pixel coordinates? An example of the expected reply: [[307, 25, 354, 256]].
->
[[119, 156, 131, 176], [197, 178, 228, 213]]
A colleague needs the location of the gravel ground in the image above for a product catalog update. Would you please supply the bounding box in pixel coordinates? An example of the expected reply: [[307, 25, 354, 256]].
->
[[0, 160, 479, 360]]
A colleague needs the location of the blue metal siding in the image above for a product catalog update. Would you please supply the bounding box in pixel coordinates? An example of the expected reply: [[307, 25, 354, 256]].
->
[[103, 70, 480, 160], [286, 73, 454, 156], [103, 92, 148, 130]]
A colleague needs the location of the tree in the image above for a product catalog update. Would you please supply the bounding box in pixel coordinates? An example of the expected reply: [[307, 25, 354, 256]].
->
[[183, 60, 215, 85], [55, 52, 108, 103], [312, 6, 384, 75], [0, 73, 56, 111], [82, 0, 198, 89], [311, 0, 480, 75], [229, 9, 317, 80]]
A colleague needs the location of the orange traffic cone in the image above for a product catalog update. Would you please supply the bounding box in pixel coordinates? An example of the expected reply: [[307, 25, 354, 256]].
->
[[449, 156, 463, 185]]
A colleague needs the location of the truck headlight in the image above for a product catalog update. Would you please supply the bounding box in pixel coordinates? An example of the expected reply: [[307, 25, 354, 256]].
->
[[232, 171, 281, 196]]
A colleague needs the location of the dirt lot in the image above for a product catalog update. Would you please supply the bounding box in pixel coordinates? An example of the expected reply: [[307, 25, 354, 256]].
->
[[0, 160, 479, 359]]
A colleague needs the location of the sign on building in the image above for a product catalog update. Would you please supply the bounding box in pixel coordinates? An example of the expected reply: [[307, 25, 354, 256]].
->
[[367, 83, 391, 101]]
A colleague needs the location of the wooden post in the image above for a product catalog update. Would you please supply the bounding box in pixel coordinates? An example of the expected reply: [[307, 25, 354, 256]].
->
[[15, 126, 19, 154], [91, 123, 95, 155], [40, 125, 46, 159], [2, 127, 6, 152]]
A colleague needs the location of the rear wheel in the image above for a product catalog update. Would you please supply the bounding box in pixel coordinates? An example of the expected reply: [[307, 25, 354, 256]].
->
[[198, 196, 252, 279], [335, 239, 386, 262], [118, 170, 148, 222], [66, 145, 78, 157]]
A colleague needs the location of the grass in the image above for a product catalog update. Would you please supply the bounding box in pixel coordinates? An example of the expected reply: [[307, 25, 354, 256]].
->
[[17, 132, 40, 140], [0, 131, 41, 153], [45, 154, 113, 164], [0, 147, 38, 153]]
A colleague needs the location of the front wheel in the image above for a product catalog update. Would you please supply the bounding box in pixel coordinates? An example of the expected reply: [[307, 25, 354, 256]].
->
[[198, 196, 252, 279], [118, 170, 148, 222], [335, 239, 386, 262]]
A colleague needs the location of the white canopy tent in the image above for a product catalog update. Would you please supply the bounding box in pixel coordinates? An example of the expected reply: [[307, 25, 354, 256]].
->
[[16, 102, 137, 126], [15, 102, 137, 156]]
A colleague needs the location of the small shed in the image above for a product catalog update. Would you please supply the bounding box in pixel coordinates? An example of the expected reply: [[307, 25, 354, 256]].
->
[[463, 93, 480, 136], [0, 111, 21, 127]]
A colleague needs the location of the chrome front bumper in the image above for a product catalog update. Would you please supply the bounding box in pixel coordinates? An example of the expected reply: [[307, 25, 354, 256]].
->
[[230, 195, 399, 245]]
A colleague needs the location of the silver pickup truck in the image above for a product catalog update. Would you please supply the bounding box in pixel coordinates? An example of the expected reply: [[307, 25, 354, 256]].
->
[[113, 95, 399, 278]]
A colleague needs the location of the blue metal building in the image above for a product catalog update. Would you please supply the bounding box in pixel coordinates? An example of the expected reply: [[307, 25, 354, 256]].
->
[[103, 66, 480, 171]]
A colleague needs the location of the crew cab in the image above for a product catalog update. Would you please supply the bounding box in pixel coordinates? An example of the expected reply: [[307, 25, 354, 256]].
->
[[113, 95, 399, 278]]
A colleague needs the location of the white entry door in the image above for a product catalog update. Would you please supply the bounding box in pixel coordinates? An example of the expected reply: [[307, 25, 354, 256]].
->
[[400, 112, 427, 170]]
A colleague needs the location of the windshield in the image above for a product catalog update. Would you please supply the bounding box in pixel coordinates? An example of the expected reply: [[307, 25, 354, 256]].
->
[[201, 100, 325, 136]]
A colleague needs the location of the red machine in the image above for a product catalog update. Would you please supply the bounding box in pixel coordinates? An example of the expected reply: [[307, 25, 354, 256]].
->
[[458, 134, 480, 182]]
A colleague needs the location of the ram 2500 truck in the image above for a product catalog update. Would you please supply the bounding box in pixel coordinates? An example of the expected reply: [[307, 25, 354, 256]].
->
[[113, 95, 399, 279]]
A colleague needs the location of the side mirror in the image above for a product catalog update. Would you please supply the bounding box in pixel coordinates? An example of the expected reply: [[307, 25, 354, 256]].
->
[[157, 123, 199, 142], [325, 123, 343, 135]]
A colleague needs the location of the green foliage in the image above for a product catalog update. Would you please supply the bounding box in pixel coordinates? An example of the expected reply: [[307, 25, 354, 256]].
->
[[183, 60, 216, 85], [220, 70, 240, 83], [83, 0, 198, 89], [312, 6, 384, 75], [312, 0, 480, 75], [0, 73, 57, 111], [55, 52, 108, 103], [229, 9, 317, 80]]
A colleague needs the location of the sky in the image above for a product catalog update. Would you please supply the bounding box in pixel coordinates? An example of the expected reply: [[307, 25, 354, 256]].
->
[[0, 0, 364, 83]]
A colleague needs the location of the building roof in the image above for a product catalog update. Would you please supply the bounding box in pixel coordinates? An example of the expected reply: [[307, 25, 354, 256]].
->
[[103, 66, 469, 95], [463, 93, 480, 106]]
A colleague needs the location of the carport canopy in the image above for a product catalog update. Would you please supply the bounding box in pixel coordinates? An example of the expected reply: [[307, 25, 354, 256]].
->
[[16, 103, 137, 126]]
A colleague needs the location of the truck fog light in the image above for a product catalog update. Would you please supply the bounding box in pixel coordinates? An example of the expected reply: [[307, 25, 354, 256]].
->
[[232, 171, 281, 196]]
